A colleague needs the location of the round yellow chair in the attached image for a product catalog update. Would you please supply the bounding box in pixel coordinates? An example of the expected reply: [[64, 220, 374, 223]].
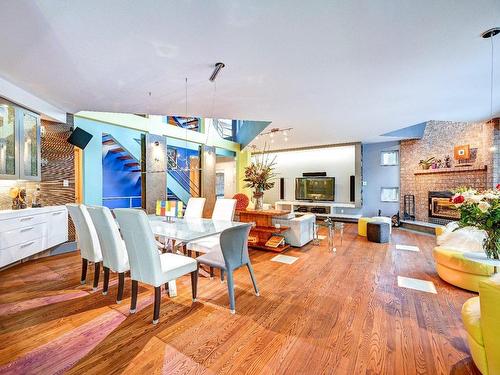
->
[[461, 275, 500, 375], [433, 247, 494, 292]]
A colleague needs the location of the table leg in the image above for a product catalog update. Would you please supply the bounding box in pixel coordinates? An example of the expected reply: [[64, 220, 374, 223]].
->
[[167, 280, 177, 297], [328, 225, 336, 253], [312, 222, 320, 246]]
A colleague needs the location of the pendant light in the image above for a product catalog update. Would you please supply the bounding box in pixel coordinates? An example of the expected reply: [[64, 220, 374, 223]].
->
[[482, 27, 500, 127]]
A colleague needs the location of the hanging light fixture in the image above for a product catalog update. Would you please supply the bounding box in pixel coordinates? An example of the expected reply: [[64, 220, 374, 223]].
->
[[257, 127, 293, 146], [209, 62, 225, 82], [482, 27, 500, 128]]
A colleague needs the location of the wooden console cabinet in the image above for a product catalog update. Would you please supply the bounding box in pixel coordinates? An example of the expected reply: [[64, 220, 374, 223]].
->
[[237, 209, 291, 252]]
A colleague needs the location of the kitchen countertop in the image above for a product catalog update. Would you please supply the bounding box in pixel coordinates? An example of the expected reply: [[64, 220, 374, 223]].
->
[[0, 205, 67, 219]]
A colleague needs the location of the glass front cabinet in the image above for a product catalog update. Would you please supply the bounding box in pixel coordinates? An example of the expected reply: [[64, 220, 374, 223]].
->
[[0, 99, 41, 181]]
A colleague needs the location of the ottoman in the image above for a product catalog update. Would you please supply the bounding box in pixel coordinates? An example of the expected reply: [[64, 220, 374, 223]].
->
[[371, 216, 392, 234], [358, 217, 374, 236], [367, 222, 390, 243]]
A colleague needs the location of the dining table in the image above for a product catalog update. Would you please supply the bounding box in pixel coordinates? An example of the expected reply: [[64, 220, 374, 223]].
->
[[147, 215, 246, 297]]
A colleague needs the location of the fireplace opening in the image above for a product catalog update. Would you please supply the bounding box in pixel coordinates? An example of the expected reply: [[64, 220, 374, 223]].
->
[[428, 191, 460, 223]]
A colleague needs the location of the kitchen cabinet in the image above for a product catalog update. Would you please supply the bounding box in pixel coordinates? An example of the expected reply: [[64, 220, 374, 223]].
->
[[0, 206, 68, 268], [0, 98, 41, 181]]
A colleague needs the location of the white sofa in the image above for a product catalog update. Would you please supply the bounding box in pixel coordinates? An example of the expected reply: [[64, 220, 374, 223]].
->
[[272, 213, 315, 247]]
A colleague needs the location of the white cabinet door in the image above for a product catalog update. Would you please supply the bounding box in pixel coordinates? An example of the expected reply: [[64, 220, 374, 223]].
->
[[0, 222, 47, 249], [47, 209, 68, 248], [0, 237, 44, 268]]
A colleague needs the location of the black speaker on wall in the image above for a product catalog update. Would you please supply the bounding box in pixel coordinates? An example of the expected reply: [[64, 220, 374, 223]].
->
[[302, 172, 327, 177], [67, 127, 93, 149], [350, 175, 355, 202], [279, 177, 285, 200]]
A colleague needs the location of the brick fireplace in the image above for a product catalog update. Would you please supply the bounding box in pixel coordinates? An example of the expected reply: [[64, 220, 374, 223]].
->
[[400, 119, 498, 223]]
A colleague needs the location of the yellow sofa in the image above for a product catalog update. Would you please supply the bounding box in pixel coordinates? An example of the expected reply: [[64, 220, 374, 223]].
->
[[433, 247, 494, 292], [433, 226, 494, 292], [462, 275, 500, 375]]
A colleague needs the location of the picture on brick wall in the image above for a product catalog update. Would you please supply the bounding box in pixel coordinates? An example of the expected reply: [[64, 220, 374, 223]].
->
[[453, 144, 470, 160]]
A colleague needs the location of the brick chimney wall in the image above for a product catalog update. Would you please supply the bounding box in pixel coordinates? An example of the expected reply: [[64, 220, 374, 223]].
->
[[400, 120, 496, 222]]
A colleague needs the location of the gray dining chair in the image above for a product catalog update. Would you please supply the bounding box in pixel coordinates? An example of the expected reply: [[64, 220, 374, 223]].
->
[[196, 223, 259, 314]]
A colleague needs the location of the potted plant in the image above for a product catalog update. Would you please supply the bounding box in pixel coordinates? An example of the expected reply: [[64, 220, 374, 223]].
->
[[418, 157, 435, 170], [243, 150, 276, 210], [451, 185, 500, 259]]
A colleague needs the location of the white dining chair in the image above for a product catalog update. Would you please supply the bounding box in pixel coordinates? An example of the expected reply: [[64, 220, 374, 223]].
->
[[211, 198, 237, 221], [114, 208, 199, 325], [66, 204, 103, 290], [87, 206, 130, 303], [183, 197, 206, 219]]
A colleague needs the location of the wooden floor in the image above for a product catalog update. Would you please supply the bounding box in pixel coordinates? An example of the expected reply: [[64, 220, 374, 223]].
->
[[0, 226, 481, 374]]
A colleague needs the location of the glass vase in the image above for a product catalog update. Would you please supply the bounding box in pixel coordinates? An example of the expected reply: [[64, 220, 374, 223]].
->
[[253, 192, 264, 211], [484, 230, 500, 260]]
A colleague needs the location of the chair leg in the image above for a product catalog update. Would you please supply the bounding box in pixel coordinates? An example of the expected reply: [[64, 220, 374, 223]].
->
[[226, 270, 236, 314], [221, 269, 225, 283], [191, 264, 199, 302], [165, 282, 169, 293], [81, 258, 88, 284], [210, 267, 214, 279], [246, 263, 260, 296], [187, 249, 192, 258], [92, 262, 100, 291], [195, 251, 200, 257], [102, 267, 110, 295], [153, 286, 161, 325], [130, 280, 138, 313], [116, 272, 125, 303]]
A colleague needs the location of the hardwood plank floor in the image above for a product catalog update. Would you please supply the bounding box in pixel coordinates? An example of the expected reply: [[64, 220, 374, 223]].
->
[[0, 226, 481, 374]]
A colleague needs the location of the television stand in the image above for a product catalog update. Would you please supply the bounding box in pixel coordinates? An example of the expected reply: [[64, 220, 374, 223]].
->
[[275, 200, 361, 221]]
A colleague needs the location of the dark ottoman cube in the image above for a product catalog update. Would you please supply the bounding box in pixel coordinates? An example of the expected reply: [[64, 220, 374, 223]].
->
[[367, 222, 390, 243]]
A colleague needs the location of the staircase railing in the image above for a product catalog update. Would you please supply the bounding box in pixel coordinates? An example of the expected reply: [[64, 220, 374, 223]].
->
[[102, 196, 142, 208], [213, 119, 233, 140], [167, 154, 200, 197]]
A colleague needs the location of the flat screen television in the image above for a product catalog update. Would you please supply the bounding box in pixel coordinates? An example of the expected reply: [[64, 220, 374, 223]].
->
[[295, 177, 335, 201]]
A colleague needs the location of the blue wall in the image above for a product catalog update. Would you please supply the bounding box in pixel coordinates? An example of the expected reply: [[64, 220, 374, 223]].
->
[[102, 138, 142, 209], [75, 117, 144, 205], [361, 141, 400, 217]]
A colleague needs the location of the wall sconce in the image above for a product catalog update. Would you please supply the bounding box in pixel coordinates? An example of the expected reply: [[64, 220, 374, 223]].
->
[[153, 140, 161, 162]]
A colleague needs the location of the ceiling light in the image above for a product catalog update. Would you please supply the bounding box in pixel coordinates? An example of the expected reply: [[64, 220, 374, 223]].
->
[[482, 27, 500, 128], [209, 62, 225, 82]]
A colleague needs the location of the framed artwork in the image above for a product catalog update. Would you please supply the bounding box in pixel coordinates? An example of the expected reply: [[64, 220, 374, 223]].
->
[[454, 144, 470, 160]]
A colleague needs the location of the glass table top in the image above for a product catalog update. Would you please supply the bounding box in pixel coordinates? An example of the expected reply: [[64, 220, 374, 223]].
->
[[148, 215, 246, 243]]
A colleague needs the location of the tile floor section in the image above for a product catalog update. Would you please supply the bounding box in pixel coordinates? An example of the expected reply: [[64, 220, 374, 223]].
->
[[395, 244, 420, 252], [271, 254, 299, 264], [397, 276, 437, 294]]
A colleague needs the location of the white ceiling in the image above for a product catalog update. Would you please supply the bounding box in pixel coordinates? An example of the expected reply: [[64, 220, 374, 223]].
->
[[0, 0, 499, 148]]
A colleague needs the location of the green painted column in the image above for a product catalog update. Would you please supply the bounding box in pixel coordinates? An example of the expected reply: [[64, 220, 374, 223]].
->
[[236, 149, 252, 198]]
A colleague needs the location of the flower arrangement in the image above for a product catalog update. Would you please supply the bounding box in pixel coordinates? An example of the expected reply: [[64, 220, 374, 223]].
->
[[243, 150, 276, 210], [451, 184, 500, 259]]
